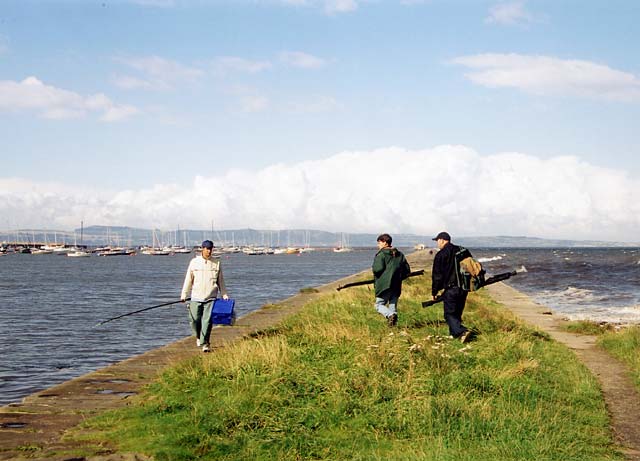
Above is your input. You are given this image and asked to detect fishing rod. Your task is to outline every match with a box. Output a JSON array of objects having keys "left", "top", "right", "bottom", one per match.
[
  {"left": 96, "top": 298, "right": 191, "bottom": 327},
  {"left": 336, "top": 270, "right": 425, "bottom": 291},
  {"left": 421, "top": 266, "right": 527, "bottom": 308}
]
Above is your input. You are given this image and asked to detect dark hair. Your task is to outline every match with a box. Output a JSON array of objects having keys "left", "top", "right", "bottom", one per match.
[{"left": 376, "top": 233, "right": 392, "bottom": 245}]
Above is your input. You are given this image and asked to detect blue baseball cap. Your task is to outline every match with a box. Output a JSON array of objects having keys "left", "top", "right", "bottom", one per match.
[{"left": 202, "top": 240, "right": 214, "bottom": 249}]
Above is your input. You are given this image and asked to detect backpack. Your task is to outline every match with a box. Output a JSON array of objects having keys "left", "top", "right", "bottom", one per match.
[{"left": 454, "top": 247, "right": 485, "bottom": 292}]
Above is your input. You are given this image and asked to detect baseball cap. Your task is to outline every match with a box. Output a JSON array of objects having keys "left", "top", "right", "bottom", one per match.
[
  {"left": 202, "top": 240, "right": 214, "bottom": 249},
  {"left": 431, "top": 232, "right": 451, "bottom": 241}
]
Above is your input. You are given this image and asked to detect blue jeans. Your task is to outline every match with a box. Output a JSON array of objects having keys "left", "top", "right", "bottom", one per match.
[
  {"left": 188, "top": 300, "right": 214, "bottom": 346},
  {"left": 375, "top": 293, "right": 399, "bottom": 318}
]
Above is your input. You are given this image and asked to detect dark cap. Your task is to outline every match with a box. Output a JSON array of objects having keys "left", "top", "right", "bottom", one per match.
[
  {"left": 202, "top": 240, "right": 214, "bottom": 249},
  {"left": 432, "top": 231, "right": 451, "bottom": 241}
]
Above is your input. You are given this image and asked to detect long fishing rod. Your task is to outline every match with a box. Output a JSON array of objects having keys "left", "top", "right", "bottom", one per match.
[
  {"left": 96, "top": 298, "right": 191, "bottom": 327},
  {"left": 421, "top": 266, "right": 527, "bottom": 308},
  {"left": 336, "top": 270, "right": 425, "bottom": 291}
]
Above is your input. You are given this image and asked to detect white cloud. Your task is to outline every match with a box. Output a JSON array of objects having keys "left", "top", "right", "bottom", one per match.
[
  {"left": 0, "top": 76, "right": 139, "bottom": 121},
  {"left": 211, "top": 56, "right": 273, "bottom": 75},
  {"left": 324, "top": 0, "right": 358, "bottom": 14},
  {"left": 240, "top": 94, "right": 270, "bottom": 112},
  {"left": 114, "top": 55, "right": 204, "bottom": 90},
  {"left": 451, "top": 53, "right": 640, "bottom": 102},
  {"left": 279, "top": 51, "right": 326, "bottom": 69},
  {"left": 287, "top": 95, "right": 341, "bottom": 113},
  {"left": 226, "top": 85, "right": 271, "bottom": 112},
  {"left": 276, "top": 0, "right": 358, "bottom": 14},
  {"left": 2, "top": 146, "right": 639, "bottom": 242},
  {"left": 486, "top": 1, "right": 533, "bottom": 26}
]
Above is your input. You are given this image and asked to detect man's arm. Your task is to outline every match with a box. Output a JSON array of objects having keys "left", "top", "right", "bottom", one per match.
[
  {"left": 372, "top": 251, "right": 385, "bottom": 277},
  {"left": 180, "top": 260, "right": 195, "bottom": 301},
  {"left": 217, "top": 265, "right": 229, "bottom": 300},
  {"left": 431, "top": 252, "right": 444, "bottom": 297}
]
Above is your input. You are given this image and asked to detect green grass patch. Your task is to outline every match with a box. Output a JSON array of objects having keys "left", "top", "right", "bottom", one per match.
[
  {"left": 76, "top": 273, "right": 621, "bottom": 460},
  {"left": 299, "top": 287, "right": 320, "bottom": 294},
  {"left": 599, "top": 326, "right": 640, "bottom": 390},
  {"left": 564, "top": 320, "right": 616, "bottom": 335}
]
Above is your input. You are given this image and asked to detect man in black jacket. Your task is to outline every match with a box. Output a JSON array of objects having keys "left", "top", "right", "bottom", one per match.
[{"left": 431, "top": 231, "right": 472, "bottom": 343}]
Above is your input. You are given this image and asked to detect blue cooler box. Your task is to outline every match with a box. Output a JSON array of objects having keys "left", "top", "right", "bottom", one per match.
[{"left": 211, "top": 298, "right": 236, "bottom": 325}]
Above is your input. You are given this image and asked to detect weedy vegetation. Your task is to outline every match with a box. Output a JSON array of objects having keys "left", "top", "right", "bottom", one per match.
[
  {"left": 599, "top": 325, "right": 640, "bottom": 391},
  {"left": 77, "top": 273, "right": 622, "bottom": 460}
]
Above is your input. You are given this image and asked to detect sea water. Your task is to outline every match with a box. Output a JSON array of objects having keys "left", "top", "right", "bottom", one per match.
[
  {"left": 476, "top": 247, "right": 640, "bottom": 323},
  {"left": 1, "top": 247, "right": 639, "bottom": 406}
]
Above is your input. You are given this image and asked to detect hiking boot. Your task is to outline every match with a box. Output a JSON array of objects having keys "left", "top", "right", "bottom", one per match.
[
  {"left": 459, "top": 330, "right": 472, "bottom": 344},
  {"left": 202, "top": 344, "right": 210, "bottom": 353},
  {"left": 196, "top": 338, "right": 201, "bottom": 347},
  {"left": 387, "top": 313, "right": 398, "bottom": 327}
]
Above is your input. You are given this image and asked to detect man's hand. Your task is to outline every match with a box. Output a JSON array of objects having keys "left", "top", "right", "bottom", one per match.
[{"left": 222, "top": 294, "right": 229, "bottom": 300}]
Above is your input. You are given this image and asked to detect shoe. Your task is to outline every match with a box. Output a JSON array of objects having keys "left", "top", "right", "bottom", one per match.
[
  {"left": 196, "top": 338, "right": 201, "bottom": 347},
  {"left": 459, "top": 330, "right": 472, "bottom": 344},
  {"left": 202, "top": 344, "right": 210, "bottom": 353},
  {"left": 387, "top": 313, "right": 398, "bottom": 327}
]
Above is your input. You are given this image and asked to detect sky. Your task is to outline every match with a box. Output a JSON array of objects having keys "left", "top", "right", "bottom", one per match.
[{"left": 1, "top": 0, "right": 640, "bottom": 242}]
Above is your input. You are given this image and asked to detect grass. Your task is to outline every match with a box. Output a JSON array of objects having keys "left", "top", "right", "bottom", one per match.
[
  {"left": 599, "top": 326, "right": 640, "bottom": 390},
  {"left": 564, "top": 320, "right": 640, "bottom": 392},
  {"left": 564, "top": 320, "right": 616, "bottom": 335},
  {"left": 76, "top": 274, "right": 622, "bottom": 460}
]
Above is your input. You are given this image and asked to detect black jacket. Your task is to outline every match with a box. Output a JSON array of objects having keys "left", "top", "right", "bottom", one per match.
[{"left": 431, "top": 242, "right": 460, "bottom": 296}]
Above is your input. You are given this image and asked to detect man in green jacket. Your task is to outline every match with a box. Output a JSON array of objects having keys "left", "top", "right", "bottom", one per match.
[{"left": 372, "top": 233, "right": 411, "bottom": 326}]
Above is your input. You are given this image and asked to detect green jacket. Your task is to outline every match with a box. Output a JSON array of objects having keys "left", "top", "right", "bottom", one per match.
[{"left": 372, "top": 247, "right": 411, "bottom": 298}]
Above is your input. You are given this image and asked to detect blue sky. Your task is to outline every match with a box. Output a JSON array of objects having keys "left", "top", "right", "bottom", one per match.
[{"left": 1, "top": 0, "right": 640, "bottom": 242}]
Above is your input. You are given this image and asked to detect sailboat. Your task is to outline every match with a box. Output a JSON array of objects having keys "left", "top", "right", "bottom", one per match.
[
  {"left": 333, "top": 233, "right": 353, "bottom": 253},
  {"left": 67, "top": 222, "right": 91, "bottom": 257},
  {"left": 29, "top": 230, "right": 52, "bottom": 254}
]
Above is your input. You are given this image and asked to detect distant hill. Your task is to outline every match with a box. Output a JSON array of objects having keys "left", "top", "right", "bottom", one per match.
[
  {"left": 1, "top": 227, "right": 637, "bottom": 248},
  {"left": 456, "top": 235, "right": 639, "bottom": 248}
]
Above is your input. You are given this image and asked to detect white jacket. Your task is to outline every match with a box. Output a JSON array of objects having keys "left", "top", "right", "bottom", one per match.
[{"left": 181, "top": 255, "right": 227, "bottom": 302}]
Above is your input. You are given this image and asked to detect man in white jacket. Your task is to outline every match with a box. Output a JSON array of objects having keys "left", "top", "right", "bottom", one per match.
[{"left": 181, "top": 240, "right": 229, "bottom": 352}]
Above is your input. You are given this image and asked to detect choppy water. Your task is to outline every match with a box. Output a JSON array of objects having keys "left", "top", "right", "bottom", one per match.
[
  {"left": 1, "top": 246, "right": 639, "bottom": 407},
  {"left": 475, "top": 247, "right": 640, "bottom": 323}
]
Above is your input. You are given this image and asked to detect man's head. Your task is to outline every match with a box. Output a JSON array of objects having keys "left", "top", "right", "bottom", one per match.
[
  {"left": 431, "top": 231, "right": 451, "bottom": 250},
  {"left": 201, "top": 240, "right": 214, "bottom": 258},
  {"left": 376, "top": 233, "right": 392, "bottom": 249}
]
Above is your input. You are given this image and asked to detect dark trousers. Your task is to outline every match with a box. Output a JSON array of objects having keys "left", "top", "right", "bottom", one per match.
[{"left": 442, "top": 287, "right": 468, "bottom": 338}]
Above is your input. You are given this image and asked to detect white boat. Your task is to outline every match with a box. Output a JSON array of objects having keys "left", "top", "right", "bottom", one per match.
[
  {"left": 67, "top": 221, "right": 91, "bottom": 258},
  {"left": 169, "top": 246, "right": 192, "bottom": 254},
  {"left": 97, "top": 247, "right": 136, "bottom": 256},
  {"left": 333, "top": 233, "right": 353, "bottom": 252},
  {"left": 31, "top": 248, "right": 54, "bottom": 255}
]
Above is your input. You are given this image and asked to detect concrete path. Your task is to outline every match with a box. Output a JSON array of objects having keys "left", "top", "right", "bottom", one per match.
[{"left": 487, "top": 282, "right": 640, "bottom": 461}]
